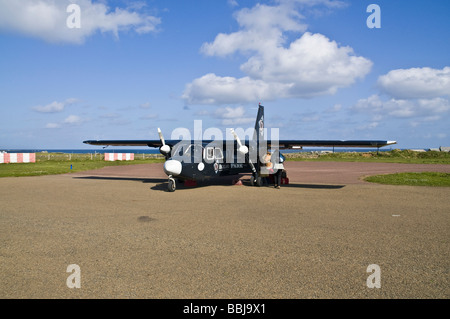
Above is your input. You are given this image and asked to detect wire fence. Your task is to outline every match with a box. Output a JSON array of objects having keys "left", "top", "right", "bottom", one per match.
[{"left": 35, "top": 152, "right": 164, "bottom": 162}]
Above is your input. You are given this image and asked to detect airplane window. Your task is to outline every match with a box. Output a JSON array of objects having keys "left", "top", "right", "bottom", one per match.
[
  {"left": 204, "top": 146, "right": 223, "bottom": 162},
  {"left": 214, "top": 148, "right": 223, "bottom": 160},
  {"left": 206, "top": 148, "right": 214, "bottom": 161},
  {"left": 173, "top": 144, "right": 185, "bottom": 157},
  {"left": 172, "top": 143, "right": 191, "bottom": 161}
]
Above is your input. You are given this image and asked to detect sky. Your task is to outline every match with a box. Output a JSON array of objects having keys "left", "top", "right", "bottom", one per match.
[{"left": 0, "top": 0, "right": 449, "bottom": 150}]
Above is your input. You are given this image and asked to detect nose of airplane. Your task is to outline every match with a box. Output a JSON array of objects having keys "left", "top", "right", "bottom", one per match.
[{"left": 163, "top": 159, "right": 182, "bottom": 176}]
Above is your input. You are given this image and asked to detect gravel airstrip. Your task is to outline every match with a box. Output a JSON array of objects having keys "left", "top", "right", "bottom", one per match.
[{"left": 1, "top": 162, "right": 449, "bottom": 298}]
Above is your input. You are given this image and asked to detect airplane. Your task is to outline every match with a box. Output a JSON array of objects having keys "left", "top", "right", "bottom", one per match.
[{"left": 83, "top": 104, "right": 396, "bottom": 192}]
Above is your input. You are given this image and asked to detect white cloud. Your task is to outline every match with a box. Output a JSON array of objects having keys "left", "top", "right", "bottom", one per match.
[
  {"left": 63, "top": 115, "right": 84, "bottom": 125},
  {"left": 45, "top": 123, "right": 61, "bottom": 129},
  {"left": 215, "top": 106, "right": 245, "bottom": 119},
  {"left": 241, "top": 32, "right": 372, "bottom": 95},
  {"left": 201, "top": 3, "right": 306, "bottom": 57},
  {"left": 34, "top": 101, "right": 65, "bottom": 113},
  {"left": 377, "top": 67, "right": 450, "bottom": 99},
  {"left": 33, "top": 98, "right": 78, "bottom": 113},
  {"left": 227, "top": 0, "right": 239, "bottom": 8},
  {"left": 214, "top": 106, "right": 254, "bottom": 125},
  {"left": 0, "top": 0, "right": 161, "bottom": 44},
  {"left": 184, "top": 2, "right": 371, "bottom": 105},
  {"left": 182, "top": 73, "right": 282, "bottom": 105},
  {"left": 352, "top": 94, "right": 450, "bottom": 120},
  {"left": 45, "top": 114, "right": 86, "bottom": 129},
  {"left": 353, "top": 67, "right": 450, "bottom": 125}
]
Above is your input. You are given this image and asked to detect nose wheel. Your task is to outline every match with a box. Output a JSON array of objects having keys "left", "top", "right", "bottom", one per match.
[{"left": 168, "top": 176, "right": 176, "bottom": 192}]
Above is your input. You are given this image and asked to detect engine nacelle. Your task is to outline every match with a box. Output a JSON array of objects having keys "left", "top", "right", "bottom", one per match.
[
  {"left": 160, "top": 144, "right": 170, "bottom": 156},
  {"left": 238, "top": 145, "right": 249, "bottom": 155}
]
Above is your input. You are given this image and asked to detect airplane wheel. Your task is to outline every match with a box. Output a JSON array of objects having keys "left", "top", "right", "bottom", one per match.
[
  {"left": 168, "top": 178, "right": 176, "bottom": 192},
  {"left": 256, "top": 176, "right": 262, "bottom": 187},
  {"left": 250, "top": 176, "right": 255, "bottom": 186}
]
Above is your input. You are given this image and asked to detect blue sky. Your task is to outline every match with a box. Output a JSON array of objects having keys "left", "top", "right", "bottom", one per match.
[{"left": 0, "top": 0, "right": 449, "bottom": 149}]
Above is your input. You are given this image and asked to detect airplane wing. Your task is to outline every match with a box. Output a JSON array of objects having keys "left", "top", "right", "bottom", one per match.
[
  {"left": 83, "top": 140, "right": 164, "bottom": 147},
  {"left": 83, "top": 139, "right": 222, "bottom": 147},
  {"left": 271, "top": 140, "right": 397, "bottom": 149},
  {"left": 84, "top": 139, "right": 397, "bottom": 149}
]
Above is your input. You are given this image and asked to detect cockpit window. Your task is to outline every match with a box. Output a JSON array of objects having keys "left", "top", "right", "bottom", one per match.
[{"left": 173, "top": 143, "right": 189, "bottom": 158}]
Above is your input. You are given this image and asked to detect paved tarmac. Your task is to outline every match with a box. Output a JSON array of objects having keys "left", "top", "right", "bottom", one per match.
[{"left": 1, "top": 162, "right": 449, "bottom": 298}]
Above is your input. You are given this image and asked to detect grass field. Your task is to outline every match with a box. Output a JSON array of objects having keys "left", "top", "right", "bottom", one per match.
[
  {"left": 365, "top": 172, "right": 450, "bottom": 187},
  {"left": 285, "top": 149, "right": 450, "bottom": 164}
]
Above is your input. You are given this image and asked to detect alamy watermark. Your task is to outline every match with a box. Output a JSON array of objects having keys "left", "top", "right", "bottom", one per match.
[
  {"left": 366, "top": 264, "right": 381, "bottom": 288},
  {"left": 66, "top": 264, "right": 81, "bottom": 289},
  {"left": 66, "top": 4, "right": 81, "bottom": 29},
  {"left": 366, "top": 4, "right": 381, "bottom": 29}
]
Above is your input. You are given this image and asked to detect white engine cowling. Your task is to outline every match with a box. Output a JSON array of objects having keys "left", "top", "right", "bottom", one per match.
[
  {"left": 238, "top": 145, "right": 248, "bottom": 155},
  {"left": 160, "top": 144, "right": 170, "bottom": 155}
]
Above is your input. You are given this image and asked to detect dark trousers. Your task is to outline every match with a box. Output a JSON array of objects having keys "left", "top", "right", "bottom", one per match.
[{"left": 274, "top": 170, "right": 282, "bottom": 187}]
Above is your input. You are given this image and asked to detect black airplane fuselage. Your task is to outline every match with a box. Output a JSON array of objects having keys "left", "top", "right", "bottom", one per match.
[{"left": 162, "top": 140, "right": 256, "bottom": 182}]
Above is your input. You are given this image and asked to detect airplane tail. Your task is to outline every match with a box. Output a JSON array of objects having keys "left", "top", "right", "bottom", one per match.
[
  {"left": 253, "top": 104, "right": 281, "bottom": 178},
  {"left": 253, "top": 103, "right": 264, "bottom": 143},
  {"left": 251, "top": 104, "right": 265, "bottom": 173}
]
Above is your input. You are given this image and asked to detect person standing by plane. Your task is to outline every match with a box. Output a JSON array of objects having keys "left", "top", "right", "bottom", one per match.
[
  {"left": 260, "top": 151, "right": 275, "bottom": 186},
  {"left": 271, "top": 150, "right": 285, "bottom": 189}
]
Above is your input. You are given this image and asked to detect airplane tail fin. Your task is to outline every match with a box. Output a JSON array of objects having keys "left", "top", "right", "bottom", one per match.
[
  {"left": 251, "top": 104, "right": 265, "bottom": 172},
  {"left": 253, "top": 103, "right": 264, "bottom": 142}
]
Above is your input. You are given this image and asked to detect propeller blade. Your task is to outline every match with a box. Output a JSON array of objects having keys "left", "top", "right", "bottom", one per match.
[
  {"left": 158, "top": 128, "right": 166, "bottom": 146},
  {"left": 158, "top": 128, "right": 170, "bottom": 156},
  {"left": 230, "top": 129, "right": 241, "bottom": 147}
]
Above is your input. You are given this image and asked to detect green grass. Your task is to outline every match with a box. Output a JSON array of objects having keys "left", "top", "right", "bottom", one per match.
[
  {"left": 285, "top": 149, "right": 450, "bottom": 164},
  {"left": 365, "top": 172, "right": 450, "bottom": 187},
  {"left": 0, "top": 153, "right": 164, "bottom": 178}
]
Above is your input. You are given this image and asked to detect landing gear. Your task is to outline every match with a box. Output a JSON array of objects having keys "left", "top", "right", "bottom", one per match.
[
  {"left": 168, "top": 176, "right": 176, "bottom": 192},
  {"left": 256, "top": 176, "right": 263, "bottom": 187},
  {"left": 250, "top": 174, "right": 263, "bottom": 187},
  {"left": 250, "top": 175, "right": 255, "bottom": 186}
]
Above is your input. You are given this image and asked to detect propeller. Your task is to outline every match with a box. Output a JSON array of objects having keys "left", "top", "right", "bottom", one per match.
[
  {"left": 230, "top": 128, "right": 256, "bottom": 175},
  {"left": 230, "top": 129, "right": 248, "bottom": 155},
  {"left": 158, "top": 128, "right": 171, "bottom": 157}
]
